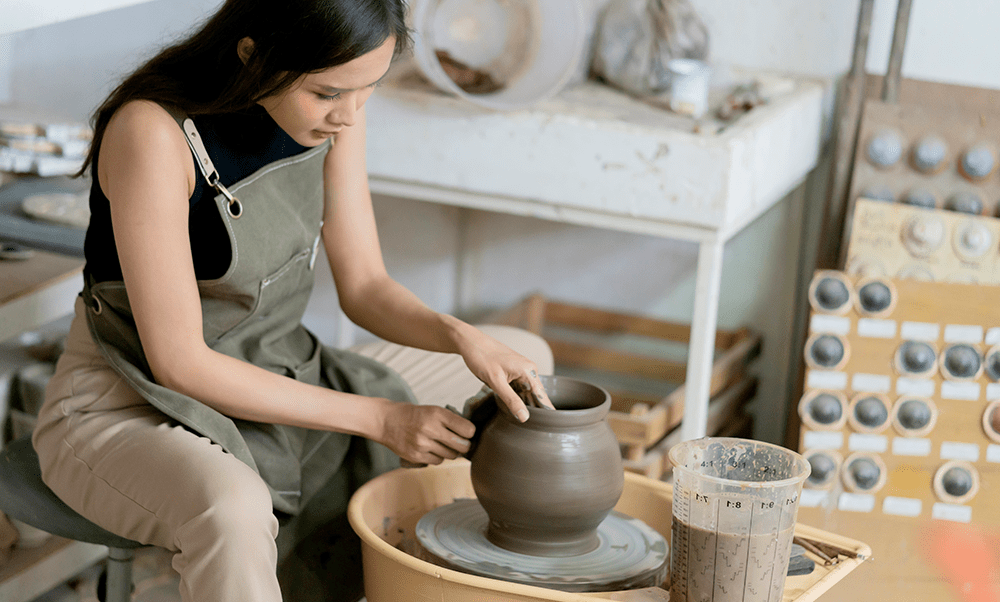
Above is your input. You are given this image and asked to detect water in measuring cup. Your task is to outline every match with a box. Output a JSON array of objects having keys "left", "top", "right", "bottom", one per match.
[
  {"left": 669, "top": 475, "right": 799, "bottom": 602},
  {"left": 670, "top": 517, "right": 794, "bottom": 602}
]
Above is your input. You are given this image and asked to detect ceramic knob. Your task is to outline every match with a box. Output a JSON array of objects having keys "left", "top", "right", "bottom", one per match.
[
  {"left": 986, "top": 349, "right": 1000, "bottom": 381},
  {"left": 911, "top": 136, "right": 947, "bottom": 172},
  {"left": 941, "top": 466, "right": 974, "bottom": 498},
  {"left": 952, "top": 220, "right": 993, "bottom": 259},
  {"left": 867, "top": 129, "right": 904, "bottom": 168},
  {"left": 947, "top": 192, "right": 984, "bottom": 215},
  {"left": 813, "top": 276, "right": 850, "bottom": 312},
  {"left": 902, "top": 216, "right": 944, "bottom": 256},
  {"left": 846, "top": 258, "right": 886, "bottom": 278},
  {"left": 810, "top": 335, "right": 845, "bottom": 368},
  {"left": 857, "top": 280, "right": 893, "bottom": 314},
  {"left": 943, "top": 344, "right": 982, "bottom": 379},
  {"left": 896, "top": 399, "right": 932, "bottom": 431},
  {"left": 902, "top": 189, "right": 937, "bottom": 209},
  {"left": 848, "top": 457, "right": 882, "bottom": 491},
  {"left": 897, "top": 341, "right": 936, "bottom": 374},
  {"left": 807, "top": 453, "right": 837, "bottom": 487},
  {"left": 987, "top": 404, "right": 1000, "bottom": 436},
  {"left": 860, "top": 186, "right": 895, "bottom": 203},
  {"left": 853, "top": 396, "right": 889, "bottom": 429},
  {"left": 807, "top": 393, "right": 844, "bottom": 425},
  {"left": 960, "top": 144, "right": 996, "bottom": 180}
]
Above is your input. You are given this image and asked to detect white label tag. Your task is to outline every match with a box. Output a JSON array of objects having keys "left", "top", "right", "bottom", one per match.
[
  {"left": 802, "top": 431, "right": 843, "bottom": 450},
  {"left": 988, "top": 383, "right": 1000, "bottom": 400},
  {"left": 800, "top": 489, "right": 829, "bottom": 508},
  {"left": 811, "top": 314, "right": 851, "bottom": 335},
  {"left": 808, "top": 371, "right": 847, "bottom": 390},
  {"left": 986, "top": 327, "right": 1000, "bottom": 346},
  {"left": 932, "top": 503, "right": 972, "bottom": 523},
  {"left": 883, "top": 496, "right": 922, "bottom": 517},
  {"left": 941, "top": 381, "right": 981, "bottom": 401},
  {"left": 944, "top": 324, "right": 984, "bottom": 344},
  {"left": 857, "top": 318, "right": 897, "bottom": 338},
  {"left": 852, "top": 373, "right": 891, "bottom": 392},
  {"left": 941, "top": 441, "right": 980, "bottom": 462},
  {"left": 896, "top": 378, "right": 935, "bottom": 397},
  {"left": 838, "top": 493, "right": 876, "bottom": 513},
  {"left": 901, "top": 322, "right": 939, "bottom": 341},
  {"left": 987, "top": 445, "right": 1000, "bottom": 463},
  {"left": 892, "top": 438, "right": 932, "bottom": 456},
  {"left": 849, "top": 433, "right": 888, "bottom": 452}
]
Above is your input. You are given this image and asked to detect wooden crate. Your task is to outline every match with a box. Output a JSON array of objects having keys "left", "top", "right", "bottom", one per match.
[{"left": 488, "top": 294, "right": 761, "bottom": 478}]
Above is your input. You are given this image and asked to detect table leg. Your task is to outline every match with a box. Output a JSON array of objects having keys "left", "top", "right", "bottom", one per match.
[{"left": 681, "top": 238, "right": 726, "bottom": 441}]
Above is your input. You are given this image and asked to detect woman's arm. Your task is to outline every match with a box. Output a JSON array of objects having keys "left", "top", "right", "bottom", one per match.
[
  {"left": 321, "top": 107, "right": 551, "bottom": 421},
  {"left": 99, "top": 101, "right": 473, "bottom": 464}
]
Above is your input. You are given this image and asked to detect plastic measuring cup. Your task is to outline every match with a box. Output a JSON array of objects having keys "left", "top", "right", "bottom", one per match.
[{"left": 668, "top": 438, "right": 811, "bottom": 602}]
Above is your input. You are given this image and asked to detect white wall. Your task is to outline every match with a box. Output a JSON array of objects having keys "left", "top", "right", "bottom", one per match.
[
  {"left": 3, "top": 0, "right": 998, "bottom": 444},
  {"left": 0, "top": 0, "right": 158, "bottom": 36}
]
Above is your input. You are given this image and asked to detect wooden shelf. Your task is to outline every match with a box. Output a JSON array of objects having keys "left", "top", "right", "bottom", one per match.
[{"left": 0, "top": 249, "right": 83, "bottom": 343}]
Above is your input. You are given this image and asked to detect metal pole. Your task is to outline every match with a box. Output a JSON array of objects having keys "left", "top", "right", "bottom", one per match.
[
  {"left": 882, "top": 0, "right": 914, "bottom": 103},
  {"left": 103, "top": 547, "right": 134, "bottom": 602}
]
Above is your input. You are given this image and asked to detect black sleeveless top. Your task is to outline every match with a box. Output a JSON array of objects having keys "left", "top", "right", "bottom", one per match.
[{"left": 84, "top": 105, "right": 309, "bottom": 283}]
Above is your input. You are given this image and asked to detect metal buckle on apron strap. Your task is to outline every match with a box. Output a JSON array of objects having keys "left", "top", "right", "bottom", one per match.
[{"left": 182, "top": 118, "right": 243, "bottom": 219}]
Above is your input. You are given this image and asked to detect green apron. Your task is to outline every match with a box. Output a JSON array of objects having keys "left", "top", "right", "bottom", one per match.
[{"left": 82, "top": 109, "right": 415, "bottom": 600}]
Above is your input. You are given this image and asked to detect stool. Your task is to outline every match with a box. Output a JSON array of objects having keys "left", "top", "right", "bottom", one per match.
[{"left": 0, "top": 437, "right": 145, "bottom": 602}]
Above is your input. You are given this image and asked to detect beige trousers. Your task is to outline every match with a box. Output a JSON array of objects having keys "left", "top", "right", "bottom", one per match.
[{"left": 32, "top": 298, "right": 553, "bottom": 602}]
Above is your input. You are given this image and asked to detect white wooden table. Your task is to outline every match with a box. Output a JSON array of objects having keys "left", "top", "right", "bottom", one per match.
[{"left": 366, "top": 68, "right": 825, "bottom": 441}]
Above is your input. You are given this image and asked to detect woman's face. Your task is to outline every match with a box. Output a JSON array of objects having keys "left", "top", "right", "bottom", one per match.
[{"left": 258, "top": 36, "right": 395, "bottom": 147}]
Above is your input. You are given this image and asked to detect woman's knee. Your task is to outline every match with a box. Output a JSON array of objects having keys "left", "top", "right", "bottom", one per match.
[{"left": 179, "top": 470, "right": 277, "bottom": 543}]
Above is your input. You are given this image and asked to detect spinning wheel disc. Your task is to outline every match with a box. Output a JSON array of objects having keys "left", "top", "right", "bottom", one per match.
[{"left": 415, "top": 499, "right": 669, "bottom": 592}]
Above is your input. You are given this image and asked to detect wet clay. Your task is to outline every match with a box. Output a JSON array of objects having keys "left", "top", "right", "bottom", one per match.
[
  {"left": 670, "top": 520, "right": 794, "bottom": 602},
  {"left": 470, "top": 375, "right": 625, "bottom": 557}
]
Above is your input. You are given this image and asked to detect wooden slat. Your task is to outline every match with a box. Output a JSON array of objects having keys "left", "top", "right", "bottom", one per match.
[
  {"left": 523, "top": 293, "right": 546, "bottom": 335},
  {"left": 623, "top": 378, "right": 758, "bottom": 479},
  {"left": 548, "top": 339, "right": 688, "bottom": 382},
  {"left": 543, "top": 299, "right": 738, "bottom": 347}
]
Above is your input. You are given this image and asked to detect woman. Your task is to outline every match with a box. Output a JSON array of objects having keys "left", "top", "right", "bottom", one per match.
[{"left": 31, "top": 1, "right": 551, "bottom": 600}]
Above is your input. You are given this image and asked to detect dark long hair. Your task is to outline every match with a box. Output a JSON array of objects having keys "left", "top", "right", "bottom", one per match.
[{"left": 78, "top": 0, "right": 410, "bottom": 176}]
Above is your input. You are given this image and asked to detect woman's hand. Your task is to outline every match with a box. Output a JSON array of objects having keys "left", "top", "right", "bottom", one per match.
[
  {"left": 374, "top": 400, "right": 476, "bottom": 465},
  {"left": 455, "top": 328, "right": 554, "bottom": 422}
]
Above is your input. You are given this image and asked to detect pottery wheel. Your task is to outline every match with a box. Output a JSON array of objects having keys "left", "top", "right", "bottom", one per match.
[{"left": 415, "top": 499, "right": 669, "bottom": 592}]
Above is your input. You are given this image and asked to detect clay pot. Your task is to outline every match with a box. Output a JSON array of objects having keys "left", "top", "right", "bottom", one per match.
[{"left": 470, "top": 375, "right": 624, "bottom": 557}]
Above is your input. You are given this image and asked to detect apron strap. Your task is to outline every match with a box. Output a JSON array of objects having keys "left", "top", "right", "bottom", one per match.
[{"left": 161, "top": 105, "right": 243, "bottom": 219}]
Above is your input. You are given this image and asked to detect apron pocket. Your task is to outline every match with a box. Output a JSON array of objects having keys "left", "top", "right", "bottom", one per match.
[{"left": 210, "top": 249, "right": 312, "bottom": 344}]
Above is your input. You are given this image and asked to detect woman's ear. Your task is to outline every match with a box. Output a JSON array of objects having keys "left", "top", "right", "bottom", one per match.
[{"left": 237, "top": 37, "right": 255, "bottom": 64}]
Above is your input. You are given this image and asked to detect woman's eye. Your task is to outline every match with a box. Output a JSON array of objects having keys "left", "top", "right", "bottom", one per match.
[{"left": 318, "top": 92, "right": 342, "bottom": 101}]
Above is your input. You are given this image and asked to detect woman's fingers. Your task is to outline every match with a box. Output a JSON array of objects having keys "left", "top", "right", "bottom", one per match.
[
  {"left": 509, "top": 369, "right": 554, "bottom": 411},
  {"left": 525, "top": 368, "right": 554, "bottom": 409}
]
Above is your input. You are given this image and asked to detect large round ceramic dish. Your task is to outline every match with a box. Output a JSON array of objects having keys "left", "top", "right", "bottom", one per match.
[
  {"left": 347, "top": 460, "right": 673, "bottom": 601},
  {"left": 410, "top": 0, "right": 586, "bottom": 110}
]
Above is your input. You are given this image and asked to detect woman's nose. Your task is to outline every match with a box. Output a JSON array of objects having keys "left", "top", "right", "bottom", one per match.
[{"left": 329, "top": 97, "right": 358, "bottom": 127}]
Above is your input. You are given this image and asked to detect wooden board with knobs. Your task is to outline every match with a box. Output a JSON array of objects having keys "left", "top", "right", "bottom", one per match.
[
  {"left": 843, "top": 98, "right": 1000, "bottom": 237},
  {"left": 846, "top": 197, "right": 1000, "bottom": 284},
  {"left": 795, "top": 271, "right": 1000, "bottom": 600}
]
